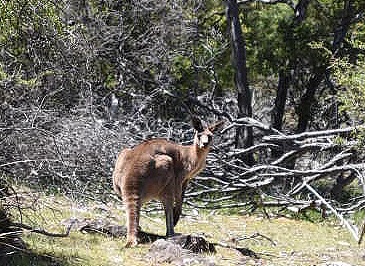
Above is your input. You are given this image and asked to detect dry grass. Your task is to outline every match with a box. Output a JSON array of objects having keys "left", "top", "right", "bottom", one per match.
[{"left": 6, "top": 191, "right": 365, "bottom": 266}]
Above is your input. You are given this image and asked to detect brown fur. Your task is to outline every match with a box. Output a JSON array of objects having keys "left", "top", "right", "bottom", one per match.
[{"left": 112, "top": 119, "right": 224, "bottom": 247}]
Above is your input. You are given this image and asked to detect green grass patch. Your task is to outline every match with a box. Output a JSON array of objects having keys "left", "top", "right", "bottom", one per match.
[{"left": 5, "top": 189, "right": 365, "bottom": 266}]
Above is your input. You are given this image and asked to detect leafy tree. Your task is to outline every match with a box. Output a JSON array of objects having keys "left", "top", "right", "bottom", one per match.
[{"left": 333, "top": 39, "right": 365, "bottom": 123}]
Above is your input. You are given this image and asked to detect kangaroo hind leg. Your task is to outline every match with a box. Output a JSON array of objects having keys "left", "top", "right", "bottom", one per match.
[
  {"left": 163, "top": 197, "right": 175, "bottom": 238},
  {"left": 124, "top": 194, "right": 141, "bottom": 248}
]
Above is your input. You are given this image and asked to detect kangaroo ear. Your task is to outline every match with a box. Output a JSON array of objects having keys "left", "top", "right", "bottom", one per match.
[
  {"left": 208, "top": 120, "right": 225, "bottom": 133},
  {"left": 191, "top": 116, "right": 204, "bottom": 132}
]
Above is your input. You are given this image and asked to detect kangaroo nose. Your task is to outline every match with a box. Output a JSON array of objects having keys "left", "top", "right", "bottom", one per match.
[{"left": 199, "top": 134, "right": 210, "bottom": 148}]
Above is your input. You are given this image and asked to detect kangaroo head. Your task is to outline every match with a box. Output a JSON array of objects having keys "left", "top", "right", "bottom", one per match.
[{"left": 192, "top": 117, "right": 224, "bottom": 149}]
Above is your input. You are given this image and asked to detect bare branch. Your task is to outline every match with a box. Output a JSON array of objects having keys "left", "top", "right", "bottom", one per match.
[
  {"left": 263, "top": 126, "right": 364, "bottom": 143},
  {"left": 237, "top": 0, "right": 295, "bottom": 10},
  {"left": 270, "top": 142, "right": 339, "bottom": 166},
  {"left": 10, "top": 220, "right": 75, "bottom": 238},
  {"left": 227, "top": 143, "right": 281, "bottom": 157},
  {"left": 222, "top": 117, "right": 284, "bottom": 135},
  {"left": 305, "top": 183, "right": 360, "bottom": 243}
]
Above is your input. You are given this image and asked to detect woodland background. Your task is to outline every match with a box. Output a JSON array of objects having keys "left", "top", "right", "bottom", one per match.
[{"left": 1, "top": 0, "right": 365, "bottom": 261}]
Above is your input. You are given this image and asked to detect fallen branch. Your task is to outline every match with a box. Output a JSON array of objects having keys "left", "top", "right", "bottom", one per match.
[
  {"left": 358, "top": 219, "right": 365, "bottom": 245},
  {"left": 286, "top": 151, "right": 354, "bottom": 195},
  {"left": 221, "top": 117, "right": 283, "bottom": 135},
  {"left": 10, "top": 221, "right": 75, "bottom": 238},
  {"left": 237, "top": 232, "right": 277, "bottom": 246},
  {"left": 227, "top": 143, "right": 281, "bottom": 157},
  {"left": 236, "top": 163, "right": 365, "bottom": 179},
  {"left": 270, "top": 142, "right": 338, "bottom": 166},
  {"left": 263, "top": 126, "right": 365, "bottom": 143},
  {"left": 304, "top": 183, "right": 360, "bottom": 243},
  {"left": 0, "top": 159, "right": 61, "bottom": 168}
]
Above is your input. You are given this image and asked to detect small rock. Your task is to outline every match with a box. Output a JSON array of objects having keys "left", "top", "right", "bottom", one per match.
[
  {"left": 145, "top": 239, "right": 216, "bottom": 266},
  {"left": 146, "top": 239, "right": 185, "bottom": 264}
]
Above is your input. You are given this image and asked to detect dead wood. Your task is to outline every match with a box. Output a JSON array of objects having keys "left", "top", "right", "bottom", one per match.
[
  {"left": 2, "top": 110, "right": 365, "bottom": 244},
  {"left": 9, "top": 221, "right": 74, "bottom": 238},
  {"left": 0, "top": 210, "right": 26, "bottom": 259},
  {"left": 170, "top": 234, "right": 216, "bottom": 253}
]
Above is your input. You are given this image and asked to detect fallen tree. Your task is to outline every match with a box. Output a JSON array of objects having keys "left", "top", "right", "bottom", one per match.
[
  {"left": 187, "top": 118, "right": 365, "bottom": 243},
  {"left": 1, "top": 108, "right": 365, "bottom": 243}
]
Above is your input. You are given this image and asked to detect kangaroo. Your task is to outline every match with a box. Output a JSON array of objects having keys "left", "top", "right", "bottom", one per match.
[{"left": 112, "top": 117, "right": 224, "bottom": 247}]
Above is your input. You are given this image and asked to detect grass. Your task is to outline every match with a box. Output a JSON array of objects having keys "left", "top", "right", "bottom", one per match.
[{"left": 5, "top": 189, "right": 365, "bottom": 266}]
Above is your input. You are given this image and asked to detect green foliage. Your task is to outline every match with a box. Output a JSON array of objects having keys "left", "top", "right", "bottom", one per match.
[
  {"left": 353, "top": 209, "right": 365, "bottom": 225},
  {"left": 333, "top": 48, "right": 365, "bottom": 121},
  {"left": 4, "top": 253, "right": 72, "bottom": 266},
  {"left": 292, "top": 208, "right": 326, "bottom": 223},
  {"left": 169, "top": 1, "right": 234, "bottom": 95},
  {"left": 0, "top": 64, "right": 8, "bottom": 81},
  {"left": 1, "top": 0, "right": 362, "bottom": 119},
  {"left": 329, "top": 23, "right": 365, "bottom": 141},
  {"left": 171, "top": 55, "right": 193, "bottom": 90},
  {"left": 241, "top": 1, "right": 336, "bottom": 80},
  {"left": 337, "top": 180, "right": 363, "bottom": 203},
  {"left": 244, "top": 4, "right": 293, "bottom": 76},
  {"left": 333, "top": 135, "right": 346, "bottom": 146},
  {"left": 0, "top": 0, "right": 64, "bottom": 58}
]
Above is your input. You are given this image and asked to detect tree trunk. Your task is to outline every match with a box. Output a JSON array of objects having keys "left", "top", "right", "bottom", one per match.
[
  {"left": 333, "top": 0, "right": 355, "bottom": 55},
  {"left": 293, "top": 0, "right": 312, "bottom": 25},
  {"left": 271, "top": 70, "right": 290, "bottom": 131},
  {"left": 224, "top": 0, "right": 254, "bottom": 165},
  {"left": 295, "top": 0, "right": 355, "bottom": 133},
  {"left": 295, "top": 71, "right": 324, "bottom": 133},
  {"left": 270, "top": 70, "right": 290, "bottom": 159}
]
